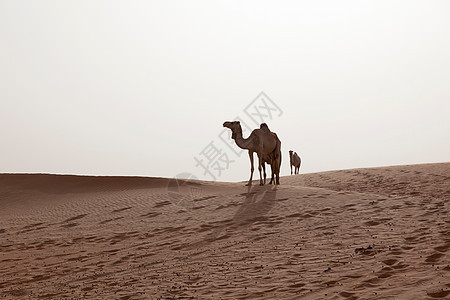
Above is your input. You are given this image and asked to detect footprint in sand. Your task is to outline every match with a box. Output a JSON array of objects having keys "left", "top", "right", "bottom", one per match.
[
  {"left": 427, "top": 290, "right": 450, "bottom": 298},
  {"left": 425, "top": 252, "right": 444, "bottom": 264},
  {"left": 62, "top": 214, "right": 87, "bottom": 223},
  {"left": 112, "top": 207, "right": 132, "bottom": 213}
]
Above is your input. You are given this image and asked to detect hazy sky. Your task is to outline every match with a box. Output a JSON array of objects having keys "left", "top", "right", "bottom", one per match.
[{"left": 1, "top": 0, "right": 449, "bottom": 182}]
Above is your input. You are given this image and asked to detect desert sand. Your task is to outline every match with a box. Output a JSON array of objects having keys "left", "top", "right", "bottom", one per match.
[{"left": 0, "top": 163, "right": 449, "bottom": 299}]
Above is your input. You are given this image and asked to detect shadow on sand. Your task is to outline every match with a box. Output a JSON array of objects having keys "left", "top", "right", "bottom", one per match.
[{"left": 203, "top": 184, "right": 278, "bottom": 242}]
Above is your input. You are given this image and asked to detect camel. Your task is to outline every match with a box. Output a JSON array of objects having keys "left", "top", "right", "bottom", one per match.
[
  {"left": 223, "top": 121, "right": 281, "bottom": 185},
  {"left": 289, "top": 150, "right": 301, "bottom": 175}
]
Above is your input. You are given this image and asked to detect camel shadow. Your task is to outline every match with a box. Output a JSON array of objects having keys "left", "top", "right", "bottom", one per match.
[{"left": 203, "top": 184, "right": 277, "bottom": 242}]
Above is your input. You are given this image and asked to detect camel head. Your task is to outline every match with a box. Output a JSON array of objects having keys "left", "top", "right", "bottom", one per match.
[
  {"left": 289, "top": 150, "right": 293, "bottom": 157},
  {"left": 223, "top": 121, "right": 241, "bottom": 140}
]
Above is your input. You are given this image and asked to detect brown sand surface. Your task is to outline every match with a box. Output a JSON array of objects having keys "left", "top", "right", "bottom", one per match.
[{"left": 1, "top": 163, "right": 449, "bottom": 299}]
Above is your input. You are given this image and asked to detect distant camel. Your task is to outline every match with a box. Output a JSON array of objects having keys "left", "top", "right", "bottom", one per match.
[
  {"left": 289, "top": 150, "right": 301, "bottom": 175},
  {"left": 223, "top": 121, "right": 281, "bottom": 185}
]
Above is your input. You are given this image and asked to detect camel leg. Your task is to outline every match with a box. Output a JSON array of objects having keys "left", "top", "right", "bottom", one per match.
[
  {"left": 262, "top": 163, "right": 266, "bottom": 185},
  {"left": 275, "top": 159, "right": 280, "bottom": 185},
  {"left": 246, "top": 151, "right": 254, "bottom": 186},
  {"left": 290, "top": 164, "right": 293, "bottom": 175},
  {"left": 257, "top": 155, "right": 264, "bottom": 186},
  {"left": 269, "top": 163, "right": 274, "bottom": 184}
]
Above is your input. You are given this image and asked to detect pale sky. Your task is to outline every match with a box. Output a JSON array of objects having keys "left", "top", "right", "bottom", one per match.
[{"left": 1, "top": 0, "right": 449, "bottom": 182}]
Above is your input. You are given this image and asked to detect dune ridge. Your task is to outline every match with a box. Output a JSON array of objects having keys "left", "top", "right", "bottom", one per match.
[{"left": 0, "top": 163, "right": 449, "bottom": 299}]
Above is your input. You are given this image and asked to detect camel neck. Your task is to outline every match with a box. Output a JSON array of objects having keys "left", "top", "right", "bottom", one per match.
[{"left": 234, "top": 129, "right": 253, "bottom": 150}]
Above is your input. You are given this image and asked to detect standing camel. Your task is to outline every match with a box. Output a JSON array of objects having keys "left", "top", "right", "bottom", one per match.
[
  {"left": 289, "top": 150, "right": 301, "bottom": 175},
  {"left": 223, "top": 121, "right": 281, "bottom": 185}
]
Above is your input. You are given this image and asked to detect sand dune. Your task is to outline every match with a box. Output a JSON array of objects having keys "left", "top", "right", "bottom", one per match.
[{"left": 0, "top": 163, "right": 449, "bottom": 299}]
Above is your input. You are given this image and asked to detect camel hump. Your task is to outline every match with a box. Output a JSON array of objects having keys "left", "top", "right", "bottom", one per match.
[{"left": 260, "top": 123, "right": 270, "bottom": 131}]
